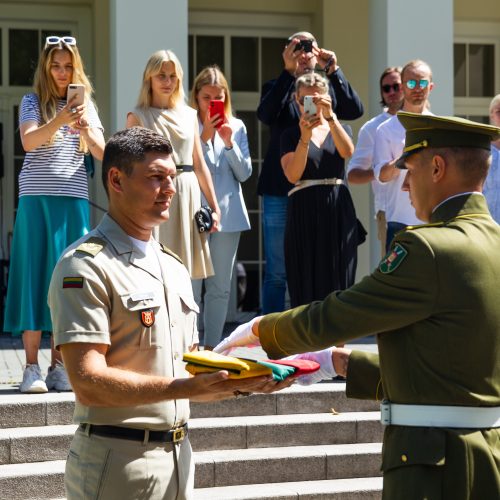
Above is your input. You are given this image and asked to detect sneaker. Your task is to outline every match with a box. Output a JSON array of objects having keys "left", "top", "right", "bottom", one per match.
[
  {"left": 45, "top": 361, "right": 72, "bottom": 392},
  {"left": 20, "top": 364, "right": 48, "bottom": 393}
]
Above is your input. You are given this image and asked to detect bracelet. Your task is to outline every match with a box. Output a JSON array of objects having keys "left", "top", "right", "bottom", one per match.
[
  {"left": 299, "top": 138, "right": 309, "bottom": 147},
  {"left": 224, "top": 146, "right": 233, "bottom": 151},
  {"left": 325, "top": 116, "right": 334, "bottom": 122}
]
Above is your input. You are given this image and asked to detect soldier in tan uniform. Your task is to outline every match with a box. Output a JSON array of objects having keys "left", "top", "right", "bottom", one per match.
[
  {"left": 48, "top": 127, "right": 289, "bottom": 500},
  {"left": 215, "top": 113, "right": 500, "bottom": 499}
]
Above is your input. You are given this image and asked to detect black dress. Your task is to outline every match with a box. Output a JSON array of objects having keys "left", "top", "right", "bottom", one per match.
[{"left": 280, "top": 125, "right": 365, "bottom": 308}]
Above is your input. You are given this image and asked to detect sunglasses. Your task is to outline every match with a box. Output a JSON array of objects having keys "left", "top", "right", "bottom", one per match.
[
  {"left": 405, "top": 79, "right": 429, "bottom": 90},
  {"left": 381, "top": 83, "right": 401, "bottom": 93},
  {"left": 45, "top": 36, "right": 77, "bottom": 46}
]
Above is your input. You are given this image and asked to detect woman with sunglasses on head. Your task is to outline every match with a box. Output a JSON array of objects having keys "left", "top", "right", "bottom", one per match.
[
  {"left": 190, "top": 66, "right": 252, "bottom": 350},
  {"left": 281, "top": 72, "right": 365, "bottom": 308},
  {"left": 4, "top": 36, "right": 105, "bottom": 393},
  {"left": 127, "top": 50, "right": 221, "bottom": 281}
]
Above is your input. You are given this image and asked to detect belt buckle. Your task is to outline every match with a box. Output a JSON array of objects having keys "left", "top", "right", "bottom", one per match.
[
  {"left": 172, "top": 427, "right": 185, "bottom": 443},
  {"left": 380, "top": 399, "right": 391, "bottom": 426}
]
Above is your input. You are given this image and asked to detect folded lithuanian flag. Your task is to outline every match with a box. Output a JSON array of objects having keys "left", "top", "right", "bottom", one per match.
[{"left": 182, "top": 351, "right": 296, "bottom": 381}]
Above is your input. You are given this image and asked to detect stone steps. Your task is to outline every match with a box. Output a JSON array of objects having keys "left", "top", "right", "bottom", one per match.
[
  {"left": 0, "top": 384, "right": 384, "bottom": 499},
  {"left": 0, "top": 460, "right": 383, "bottom": 500},
  {"left": 0, "top": 411, "right": 382, "bottom": 464}
]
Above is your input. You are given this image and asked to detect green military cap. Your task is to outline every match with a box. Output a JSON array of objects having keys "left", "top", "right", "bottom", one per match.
[{"left": 396, "top": 111, "right": 500, "bottom": 168}]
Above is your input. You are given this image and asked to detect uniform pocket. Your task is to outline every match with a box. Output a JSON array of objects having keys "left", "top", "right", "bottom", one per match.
[
  {"left": 119, "top": 291, "right": 163, "bottom": 349},
  {"left": 381, "top": 426, "right": 446, "bottom": 473}
]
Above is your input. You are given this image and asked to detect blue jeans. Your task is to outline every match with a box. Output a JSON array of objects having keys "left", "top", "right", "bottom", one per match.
[
  {"left": 262, "top": 195, "right": 288, "bottom": 313},
  {"left": 385, "top": 221, "right": 407, "bottom": 252}
]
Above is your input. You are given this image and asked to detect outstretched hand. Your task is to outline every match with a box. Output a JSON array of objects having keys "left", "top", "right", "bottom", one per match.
[{"left": 213, "top": 316, "right": 261, "bottom": 355}]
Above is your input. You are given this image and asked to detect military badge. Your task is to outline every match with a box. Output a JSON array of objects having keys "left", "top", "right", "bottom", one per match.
[
  {"left": 379, "top": 243, "right": 408, "bottom": 274},
  {"left": 140, "top": 309, "right": 155, "bottom": 327},
  {"left": 63, "top": 277, "right": 84, "bottom": 288}
]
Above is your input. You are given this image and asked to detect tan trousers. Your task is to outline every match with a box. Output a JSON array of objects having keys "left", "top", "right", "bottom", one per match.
[
  {"left": 376, "top": 210, "right": 387, "bottom": 258},
  {"left": 65, "top": 427, "right": 194, "bottom": 500}
]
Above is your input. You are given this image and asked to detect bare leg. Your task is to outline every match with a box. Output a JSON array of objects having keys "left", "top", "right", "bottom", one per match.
[
  {"left": 50, "top": 336, "right": 62, "bottom": 368},
  {"left": 23, "top": 330, "right": 42, "bottom": 365}
]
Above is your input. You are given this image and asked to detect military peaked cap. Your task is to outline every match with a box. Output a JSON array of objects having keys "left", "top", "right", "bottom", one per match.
[{"left": 396, "top": 111, "right": 500, "bottom": 168}]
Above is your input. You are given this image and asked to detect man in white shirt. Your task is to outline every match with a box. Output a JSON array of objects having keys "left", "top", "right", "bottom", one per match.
[
  {"left": 347, "top": 66, "right": 404, "bottom": 257},
  {"left": 483, "top": 94, "right": 500, "bottom": 222},
  {"left": 373, "top": 60, "right": 434, "bottom": 251}
]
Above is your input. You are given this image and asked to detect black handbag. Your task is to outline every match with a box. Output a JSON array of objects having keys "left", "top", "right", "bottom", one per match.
[{"left": 195, "top": 206, "right": 213, "bottom": 233}]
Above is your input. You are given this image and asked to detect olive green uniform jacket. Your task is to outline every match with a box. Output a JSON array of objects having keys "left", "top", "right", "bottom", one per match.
[{"left": 259, "top": 193, "right": 500, "bottom": 499}]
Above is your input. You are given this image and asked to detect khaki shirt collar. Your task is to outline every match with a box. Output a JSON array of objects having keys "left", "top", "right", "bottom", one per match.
[
  {"left": 96, "top": 214, "right": 163, "bottom": 282},
  {"left": 430, "top": 193, "right": 490, "bottom": 223}
]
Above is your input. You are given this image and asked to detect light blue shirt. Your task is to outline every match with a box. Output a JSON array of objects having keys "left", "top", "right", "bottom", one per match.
[{"left": 483, "top": 145, "right": 500, "bottom": 223}]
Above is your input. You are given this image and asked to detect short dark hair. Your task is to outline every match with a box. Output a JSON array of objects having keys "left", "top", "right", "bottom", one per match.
[
  {"left": 101, "top": 127, "right": 173, "bottom": 194},
  {"left": 423, "top": 147, "right": 491, "bottom": 185}
]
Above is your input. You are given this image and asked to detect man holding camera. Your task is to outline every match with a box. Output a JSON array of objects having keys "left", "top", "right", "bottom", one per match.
[{"left": 257, "top": 31, "right": 363, "bottom": 314}]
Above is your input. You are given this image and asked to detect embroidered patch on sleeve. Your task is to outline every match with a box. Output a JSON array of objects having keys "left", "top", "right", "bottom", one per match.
[
  {"left": 379, "top": 243, "right": 408, "bottom": 274},
  {"left": 63, "top": 277, "right": 84, "bottom": 288}
]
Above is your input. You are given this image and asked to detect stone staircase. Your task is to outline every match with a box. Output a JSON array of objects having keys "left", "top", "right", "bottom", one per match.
[{"left": 0, "top": 384, "right": 383, "bottom": 499}]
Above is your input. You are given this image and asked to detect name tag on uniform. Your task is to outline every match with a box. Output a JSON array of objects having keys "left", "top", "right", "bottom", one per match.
[{"left": 130, "top": 291, "right": 156, "bottom": 302}]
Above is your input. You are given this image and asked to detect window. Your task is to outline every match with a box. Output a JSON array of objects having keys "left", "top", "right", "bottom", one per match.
[{"left": 454, "top": 22, "right": 500, "bottom": 123}]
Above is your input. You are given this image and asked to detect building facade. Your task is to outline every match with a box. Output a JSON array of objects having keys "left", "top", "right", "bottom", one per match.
[{"left": 0, "top": 0, "right": 499, "bottom": 316}]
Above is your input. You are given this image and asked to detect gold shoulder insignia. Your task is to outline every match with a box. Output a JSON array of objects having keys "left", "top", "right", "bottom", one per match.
[
  {"left": 159, "top": 243, "right": 184, "bottom": 264},
  {"left": 406, "top": 221, "right": 445, "bottom": 231},
  {"left": 75, "top": 236, "right": 106, "bottom": 257}
]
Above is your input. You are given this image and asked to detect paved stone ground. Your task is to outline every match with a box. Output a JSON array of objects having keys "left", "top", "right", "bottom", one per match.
[{"left": 0, "top": 326, "right": 377, "bottom": 390}]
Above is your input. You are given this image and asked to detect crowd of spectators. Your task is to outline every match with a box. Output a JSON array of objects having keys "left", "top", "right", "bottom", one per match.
[{"left": 3, "top": 32, "right": 500, "bottom": 395}]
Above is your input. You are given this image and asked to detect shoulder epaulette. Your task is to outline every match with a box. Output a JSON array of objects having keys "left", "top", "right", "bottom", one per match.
[
  {"left": 405, "top": 221, "right": 445, "bottom": 231},
  {"left": 159, "top": 243, "right": 184, "bottom": 264},
  {"left": 75, "top": 236, "right": 106, "bottom": 257}
]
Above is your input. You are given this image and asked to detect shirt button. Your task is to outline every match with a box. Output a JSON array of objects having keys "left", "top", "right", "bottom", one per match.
[{"left": 401, "top": 454, "right": 408, "bottom": 463}]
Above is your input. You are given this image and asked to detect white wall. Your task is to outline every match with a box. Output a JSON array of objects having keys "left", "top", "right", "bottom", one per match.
[{"left": 109, "top": 0, "right": 189, "bottom": 133}]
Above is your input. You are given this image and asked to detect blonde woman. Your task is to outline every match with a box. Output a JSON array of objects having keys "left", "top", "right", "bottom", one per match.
[
  {"left": 190, "top": 66, "right": 252, "bottom": 349},
  {"left": 281, "top": 72, "right": 364, "bottom": 308},
  {"left": 4, "top": 36, "right": 105, "bottom": 393},
  {"left": 126, "top": 50, "right": 221, "bottom": 280}
]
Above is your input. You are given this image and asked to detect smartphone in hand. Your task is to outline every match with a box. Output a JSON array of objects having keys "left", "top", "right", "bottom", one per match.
[
  {"left": 209, "top": 100, "right": 225, "bottom": 129},
  {"left": 67, "top": 84, "right": 85, "bottom": 106},
  {"left": 303, "top": 95, "right": 317, "bottom": 118}
]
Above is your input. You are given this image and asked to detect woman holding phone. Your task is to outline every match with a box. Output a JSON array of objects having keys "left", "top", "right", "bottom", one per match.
[
  {"left": 280, "top": 72, "right": 364, "bottom": 308},
  {"left": 190, "top": 66, "right": 252, "bottom": 349},
  {"left": 126, "top": 50, "right": 221, "bottom": 280},
  {"left": 4, "top": 36, "right": 105, "bottom": 393}
]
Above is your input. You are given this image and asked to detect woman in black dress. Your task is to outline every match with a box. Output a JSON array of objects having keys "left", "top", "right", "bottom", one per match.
[{"left": 281, "top": 72, "right": 364, "bottom": 307}]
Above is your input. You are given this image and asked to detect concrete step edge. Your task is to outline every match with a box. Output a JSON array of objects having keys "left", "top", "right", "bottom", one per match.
[{"left": 193, "top": 477, "right": 384, "bottom": 500}]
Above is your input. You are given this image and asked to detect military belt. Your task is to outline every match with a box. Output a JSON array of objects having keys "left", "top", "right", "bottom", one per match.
[
  {"left": 381, "top": 401, "right": 500, "bottom": 428},
  {"left": 79, "top": 422, "right": 188, "bottom": 443},
  {"left": 288, "top": 178, "right": 343, "bottom": 196}
]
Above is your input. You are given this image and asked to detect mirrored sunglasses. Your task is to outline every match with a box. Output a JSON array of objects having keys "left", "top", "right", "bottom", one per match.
[
  {"left": 405, "top": 79, "right": 429, "bottom": 90},
  {"left": 45, "top": 36, "right": 77, "bottom": 46},
  {"left": 381, "top": 83, "right": 401, "bottom": 93}
]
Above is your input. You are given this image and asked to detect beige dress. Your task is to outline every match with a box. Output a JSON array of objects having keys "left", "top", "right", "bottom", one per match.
[{"left": 133, "top": 105, "right": 214, "bottom": 279}]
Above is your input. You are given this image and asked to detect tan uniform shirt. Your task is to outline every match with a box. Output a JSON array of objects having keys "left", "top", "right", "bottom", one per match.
[{"left": 48, "top": 214, "right": 199, "bottom": 430}]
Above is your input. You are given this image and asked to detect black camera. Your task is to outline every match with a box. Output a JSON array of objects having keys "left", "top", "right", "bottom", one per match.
[{"left": 293, "top": 39, "right": 313, "bottom": 53}]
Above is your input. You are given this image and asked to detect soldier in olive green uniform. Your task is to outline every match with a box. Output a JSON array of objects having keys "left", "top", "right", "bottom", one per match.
[
  {"left": 49, "top": 127, "right": 288, "bottom": 500},
  {"left": 215, "top": 113, "right": 500, "bottom": 499}
]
